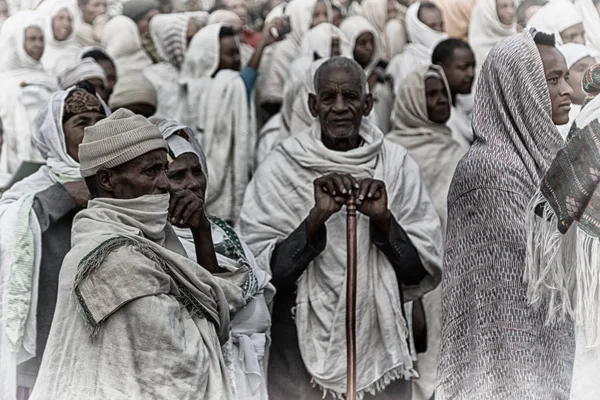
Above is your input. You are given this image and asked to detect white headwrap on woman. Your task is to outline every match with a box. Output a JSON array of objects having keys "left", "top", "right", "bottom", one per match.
[
  {"left": 575, "top": 0, "right": 600, "bottom": 54},
  {"left": 38, "top": 0, "right": 80, "bottom": 76},
  {"left": 57, "top": 57, "right": 106, "bottom": 89},
  {"left": 0, "top": 11, "right": 58, "bottom": 182},
  {"left": 526, "top": 0, "right": 583, "bottom": 45},
  {"left": 360, "top": 0, "right": 406, "bottom": 60},
  {"left": 177, "top": 22, "right": 256, "bottom": 222},
  {"left": 387, "top": 2, "right": 448, "bottom": 93},
  {"left": 340, "top": 15, "right": 381, "bottom": 75},
  {"left": 289, "top": 58, "right": 328, "bottom": 135},
  {"left": 208, "top": 9, "right": 253, "bottom": 66},
  {"left": 101, "top": 15, "right": 151, "bottom": 78},
  {"left": 0, "top": 87, "right": 105, "bottom": 400},
  {"left": 468, "top": 0, "right": 516, "bottom": 69}
]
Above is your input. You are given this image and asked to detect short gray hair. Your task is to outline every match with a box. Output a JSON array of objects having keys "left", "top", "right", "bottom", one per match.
[{"left": 313, "top": 57, "right": 367, "bottom": 96}]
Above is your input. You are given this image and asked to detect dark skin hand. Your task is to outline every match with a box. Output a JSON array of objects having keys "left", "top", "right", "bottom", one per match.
[
  {"left": 306, "top": 173, "right": 391, "bottom": 240},
  {"left": 62, "top": 180, "right": 91, "bottom": 209},
  {"left": 169, "top": 189, "right": 219, "bottom": 273}
]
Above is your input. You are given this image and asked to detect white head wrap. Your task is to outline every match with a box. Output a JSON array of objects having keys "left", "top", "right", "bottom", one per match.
[
  {"left": 575, "top": 0, "right": 600, "bottom": 54},
  {"left": 0, "top": 11, "right": 45, "bottom": 72},
  {"left": 526, "top": 0, "right": 583, "bottom": 45},
  {"left": 300, "top": 22, "right": 351, "bottom": 59},
  {"left": 468, "top": 0, "right": 517, "bottom": 67},
  {"left": 58, "top": 58, "right": 106, "bottom": 89},
  {"left": 340, "top": 15, "right": 381, "bottom": 74},
  {"left": 181, "top": 22, "right": 223, "bottom": 80},
  {"left": 38, "top": 0, "right": 79, "bottom": 75},
  {"left": 558, "top": 43, "right": 594, "bottom": 70},
  {"left": 406, "top": 2, "right": 448, "bottom": 50}
]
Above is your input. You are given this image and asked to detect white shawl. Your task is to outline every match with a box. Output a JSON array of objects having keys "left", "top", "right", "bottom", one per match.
[
  {"left": 468, "top": 0, "right": 516, "bottom": 69},
  {"left": 387, "top": 2, "right": 448, "bottom": 94},
  {"left": 575, "top": 0, "right": 600, "bottom": 54},
  {"left": 101, "top": 15, "right": 151, "bottom": 78},
  {"left": 289, "top": 59, "right": 327, "bottom": 135},
  {"left": 360, "top": 0, "right": 406, "bottom": 60},
  {"left": 238, "top": 120, "right": 443, "bottom": 398},
  {"left": 0, "top": 12, "right": 58, "bottom": 182},
  {"left": 178, "top": 23, "right": 256, "bottom": 222},
  {"left": 38, "top": 0, "right": 81, "bottom": 77},
  {"left": 340, "top": 15, "right": 382, "bottom": 75},
  {"left": 526, "top": 0, "right": 583, "bottom": 45},
  {"left": 0, "top": 88, "right": 84, "bottom": 400}
]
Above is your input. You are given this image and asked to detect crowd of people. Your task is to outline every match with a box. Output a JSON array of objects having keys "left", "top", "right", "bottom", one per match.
[{"left": 0, "top": 0, "right": 599, "bottom": 398}]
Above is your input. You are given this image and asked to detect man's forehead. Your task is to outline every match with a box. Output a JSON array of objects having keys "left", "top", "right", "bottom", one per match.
[{"left": 317, "top": 67, "right": 362, "bottom": 90}]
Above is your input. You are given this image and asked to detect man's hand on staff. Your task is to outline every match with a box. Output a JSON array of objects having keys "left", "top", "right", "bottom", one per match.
[
  {"left": 355, "top": 178, "right": 391, "bottom": 236},
  {"left": 168, "top": 189, "right": 211, "bottom": 231}
]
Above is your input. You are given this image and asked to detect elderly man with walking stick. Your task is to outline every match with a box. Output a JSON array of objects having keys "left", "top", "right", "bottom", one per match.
[{"left": 238, "top": 57, "right": 443, "bottom": 400}]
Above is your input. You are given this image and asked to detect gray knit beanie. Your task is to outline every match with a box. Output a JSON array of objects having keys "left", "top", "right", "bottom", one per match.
[{"left": 79, "top": 108, "right": 167, "bottom": 177}]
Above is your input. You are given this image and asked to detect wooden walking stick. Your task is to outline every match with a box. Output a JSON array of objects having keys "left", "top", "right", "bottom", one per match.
[{"left": 346, "top": 196, "right": 357, "bottom": 400}]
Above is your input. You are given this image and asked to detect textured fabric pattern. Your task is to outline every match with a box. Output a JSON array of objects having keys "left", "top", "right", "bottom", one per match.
[
  {"left": 149, "top": 13, "right": 195, "bottom": 69},
  {"left": 437, "top": 30, "right": 575, "bottom": 399},
  {"left": 582, "top": 64, "right": 600, "bottom": 107}
]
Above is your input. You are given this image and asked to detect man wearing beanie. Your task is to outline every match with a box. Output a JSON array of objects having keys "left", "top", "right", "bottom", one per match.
[{"left": 31, "top": 109, "right": 234, "bottom": 399}]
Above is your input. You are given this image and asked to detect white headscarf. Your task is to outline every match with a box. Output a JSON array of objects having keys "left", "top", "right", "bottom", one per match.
[
  {"left": 286, "top": 0, "right": 333, "bottom": 45},
  {"left": 0, "top": 11, "right": 45, "bottom": 72},
  {"left": 468, "top": 0, "right": 516, "bottom": 68},
  {"left": 38, "top": 0, "right": 80, "bottom": 76},
  {"left": 526, "top": 0, "right": 583, "bottom": 45},
  {"left": 340, "top": 15, "right": 381, "bottom": 74},
  {"left": 558, "top": 42, "right": 594, "bottom": 70},
  {"left": 387, "top": 2, "right": 448, "bottom": 93},
  {"left": 575, "top": 0, "right": 600, "bottom": 54},
  {"left": 58, "top": 57, "right": 106, "bottom": 89},
  {"left": 150, "top": 12, "right": 206, "bottom": 70},
  {"left": 101, "top": 15, "right": 151, "bottom": 77}
]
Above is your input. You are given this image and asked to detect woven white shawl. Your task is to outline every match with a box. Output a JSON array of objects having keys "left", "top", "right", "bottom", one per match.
[{"left": 238, "top": 119, "right": 443, "bottom": 398}]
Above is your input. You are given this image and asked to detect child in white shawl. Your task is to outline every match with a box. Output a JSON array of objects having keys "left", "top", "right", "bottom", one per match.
[
  {"left": 387, "top": 2, "right": 448, "bottom": 94},
  {"left": 526, "top": 0, "right": 585, "bottom": 45},
  {"left": 0, "top": 11, "right": 58, "bottom": 185},
  {"left": 176, "top": 20, "right": 282, "bottom": 222},
  {"left": 153, "top": 118, "right": 274, "bottom": 400},
  {"left": 360, "top": 0, "right": 407, "bottom": 61},
  {"left": 38, "top": 0, "right": 80, "bottom": 76},
  {"left": 468, "top": 0, "right": 516, "bottom": 70},
  {"left": 557, "top": 43, "right": 596, "bottom": 139},
  {"left": 575, "top": 0, "right": 600, "bottom": 54}
]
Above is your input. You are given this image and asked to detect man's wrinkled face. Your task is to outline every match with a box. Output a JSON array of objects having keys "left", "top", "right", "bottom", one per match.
[
  {"left": 538, "top": 45, "right": 573, "bottom": 125},
  {"left": 308, "top": 67, "right": 373, "bottom": 141},
  {"left": 440, "top": 47, "right": 475, "bottom": 95},
  {"left": 218, "top": 36, "right": 241, "bottom": 72},
  {"left": 52, "top": 8, "right": 73, "bottom": 41},
  {"left": 560, "top": 23, "right": 585, "bottom": 45},
  {"left": 107, "top": 149, "right": 171, "bottom": 199},
  {"left": 24, "top": 27, "right": 44, "bottom": 61},
  {"left": 568, "top": 55, "right": 596, "bottom": 105},
  {"left": 425, "top": 76, "right": 451, "bottom": 124},
  {"left": 496, "top": 0, "right": 515, "bottom": 25},
  {"left": 418, "top": 6, "right": 444, "bottom": 32},
  {"left": 167, "top": 153, "right": 207, "bottom": 201}
]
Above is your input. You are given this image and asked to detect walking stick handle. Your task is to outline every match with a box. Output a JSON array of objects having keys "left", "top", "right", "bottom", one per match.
[{"left": 346, "top": 196, "right": 357, "bottom": 400}]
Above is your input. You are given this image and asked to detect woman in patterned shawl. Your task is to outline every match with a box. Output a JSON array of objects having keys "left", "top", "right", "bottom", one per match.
[{"left": 437, "top": 30, "right": 575, "bottom": 399}]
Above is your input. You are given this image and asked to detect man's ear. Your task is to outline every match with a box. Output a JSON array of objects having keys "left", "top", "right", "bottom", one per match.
[
  {"left": 363, "top": 92, "right": 374, "bottom": 116},
  {"left": 96, "top": 168, "right": 115, "bottom": 194},
  {"left": 308, "top": 93, "right": 318, "bottom": 118}
]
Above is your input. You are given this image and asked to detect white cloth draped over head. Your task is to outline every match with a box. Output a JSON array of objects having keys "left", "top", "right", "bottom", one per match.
[
  {"left": 0, "top": 87, "right": 94, "bottom": 400},
  {"left": 155, "top": 117, "right": 274, "bottom": 400},
  {"left": 256, "top": 0, "right": 332, "bottom": 105},
  {"left": 340, "top": 15, "right": 381, "bottom": 75},
  {"left": 237, "top": 119, "right": 443, "bottom": 398},
  {"left": 177, "top": 22, "right": 256, "bottom": 222},
  {"left": 30, "top": 194, "right": 233, "bottom": 400},
  {"left": 387, "top": 2, "right": 448, "bottom": 94},
  {"left": 101, "top": 15, "right": 151, "bottom": 78},
  {"left": 289, "top": 58, "right": 327, "bottom": 135},
  {"left": 281, "top": 23, "right": 350, "bottom": 136},
  {"left": 150, "top": 12, "right": 207, "bottom": 70},
  {"left": 58, "top": 57, "right": 106, "bottom": 89},
  {"left": 0, "top": 12, "right": 58, "bottom": 182},
  {"left": 559, "top": 42, "right": 594, "bottom": 70},
  {"left": 575, "top": 0, "right": 600, "bottom": 54},
  {"left": 360, "top": 0, "right": 406, "bottom": 60},
  {"left": 526, "top": 0, "right": 583, "bottom": 45},
  {"left": 468, "top": 0, "right": 516, "bottom": 69},
  {"left": 38, "top": 0, "right": 80, "bottom": 77},
  {"left": 207, "top": 10, "right": 253, "bottom": 65}
]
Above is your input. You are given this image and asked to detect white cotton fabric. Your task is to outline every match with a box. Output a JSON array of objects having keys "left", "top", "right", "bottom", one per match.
[
  {"left": 238, "top": 119, "right": 443, "bottom": 398},
  {"left": 341, "top": 15, "right": 382, "bottom": 75},
  {"left": 177, "top": 23, "right": 256, "bottom": 222},
  {"left": 256, "top": 113, "right": 282, "bottom": 165},
  {"left": 468, "top": 0, "right": 516, "bottom": 69},
  {"left": 38, "top": 0, "right": 80, "bottom": 77},
  {"left": 448, "top": 94, "right": 475, "bottom": 151},
  {"left": 526, "top": 0, "right": 583, "bottom": 45},
  {"left": 0, "top": 12, "right": 58, "bottom": 183},
  {"left": 575, "top": 0, "right": 600, "bottom": 54},
  {"left": 289, "top": 59, "right": 327, "bottom": 135},
  {"left": 559, "top": 42, "right": 594, "bottom": 70},
  {"left": 387, "top": 2, "right": 448, "bottom": 94},
  {"left": 360, "top": 0, "right": 406, "bottom": 60},
  {"left": 57, "top": 57, "right": 106, "bottom": 89},
  {"left": 101, "top": 15, "right": 151, "bottom": 78},
  {"left": 0, "top": 88, "right": 87, "bottom": 400}
]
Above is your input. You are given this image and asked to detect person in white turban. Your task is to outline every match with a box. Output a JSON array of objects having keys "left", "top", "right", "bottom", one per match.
[
  {"left": 468, "top": 0, "right": 516, "bottom": 70},
  {"left": 38, "top": 0, "right": 80, "bottom": 76},
  {"left": 526, "top": 0, "right": 585, "bottom": 45},
  {"left": 58, "top": 58, "right": 107, "bottom": 98},
  {"left": 387, "top": 2, "right": 448, "bottom": 94},
  {"left": 557, "top": 43, "right": 596, "bottom": 138},
  {"left": 0, "top": 11, "right": 58, "bottom": 185}
]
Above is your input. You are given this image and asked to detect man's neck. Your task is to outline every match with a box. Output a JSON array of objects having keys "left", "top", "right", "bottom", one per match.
[{"left": 322, "top": 133, "right": 361, "bottom": 152}]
